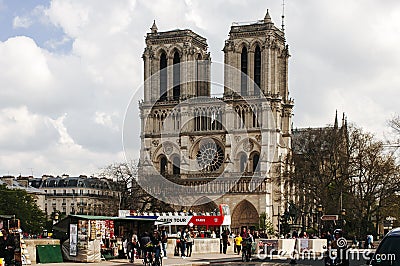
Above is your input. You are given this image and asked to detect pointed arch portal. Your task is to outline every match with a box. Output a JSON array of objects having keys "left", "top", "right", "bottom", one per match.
[{"left": 231, "top": 200, "right": 259, "bottom": 233}]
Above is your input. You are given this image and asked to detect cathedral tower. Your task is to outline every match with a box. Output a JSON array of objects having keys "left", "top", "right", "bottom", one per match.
[{"left": 142, "top": 21, "right": 211, "bottom": 102}]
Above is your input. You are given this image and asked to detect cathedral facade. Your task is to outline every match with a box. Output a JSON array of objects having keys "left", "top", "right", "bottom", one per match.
[{"left": 138, "top": 11, "right": 293, "bottom": 233}]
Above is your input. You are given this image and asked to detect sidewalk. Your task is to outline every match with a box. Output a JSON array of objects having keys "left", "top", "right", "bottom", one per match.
[{"left": 36, "top": 252, "right": 242, "bottom": 266}]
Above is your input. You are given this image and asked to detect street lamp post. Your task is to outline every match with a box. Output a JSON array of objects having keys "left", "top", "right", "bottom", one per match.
[
  {"left": 341, "top": 209, "right": 346, "bottom": 229},
  {"left": 278, "top": 211, "right": 281, "bottom": 237},
  {"left": 317, "top": 204, "right": 323, "bottom": 237}
]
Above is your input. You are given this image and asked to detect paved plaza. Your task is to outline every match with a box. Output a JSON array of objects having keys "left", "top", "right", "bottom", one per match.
[{"left": 37, "top": 249, "right": 372, "bottom": 266}]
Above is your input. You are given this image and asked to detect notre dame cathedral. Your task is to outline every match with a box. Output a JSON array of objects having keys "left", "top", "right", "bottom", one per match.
[{"left": 138, "top": 10, "right": 293, "bottom": 233}]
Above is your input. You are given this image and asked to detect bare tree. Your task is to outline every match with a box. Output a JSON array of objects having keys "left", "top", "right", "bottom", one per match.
[
  {"left": 388, "top": 115, "right": 400, "bottom": 135},
  {"left": 387, "top": 115, "right": 400, "bottom": 148},
  {"left": 100, "top": 161, "right": 173, "bottom": 212},
  {"left": 291, "top": 124, "right": 349, "bottom": 217},
  {"left": 347, "top": 128, "right": 400, "bottom": 237},
  {"left": 291, "top": 124, "right": 400, "bottom": 237}
]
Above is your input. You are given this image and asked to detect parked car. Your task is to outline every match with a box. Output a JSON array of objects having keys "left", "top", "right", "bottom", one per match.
[{"left": 368, "top": 227, "right": 400, "bottom": 266}]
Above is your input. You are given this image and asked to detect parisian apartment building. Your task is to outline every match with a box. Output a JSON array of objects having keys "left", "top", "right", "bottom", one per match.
[
  {"left": 30, "top": 175, "right": 122, "bottom": 216},
  {"left": 1, "top": 175, "right": 122, "bottom": 217}
]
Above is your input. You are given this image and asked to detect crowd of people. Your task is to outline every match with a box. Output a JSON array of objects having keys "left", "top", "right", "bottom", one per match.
[
  {"left": 122, "top": 227, "right": 168, "bottom": 265},
  {"left": 122, "top": 226, "right": 196, "bottom": 264},
  {"left": 121, "top": 226, "right": 259, "bottom": 264},
  {"left": 121, "top": 225, "right": 376, "bottom": 265},
  {"left": 174, "top": 227, "right": 195, "bottom": 258}
]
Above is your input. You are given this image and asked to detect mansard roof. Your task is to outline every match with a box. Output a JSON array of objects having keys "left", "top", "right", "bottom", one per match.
[{"left": 38, "top": 175, "right": 114, "bottom": 190}]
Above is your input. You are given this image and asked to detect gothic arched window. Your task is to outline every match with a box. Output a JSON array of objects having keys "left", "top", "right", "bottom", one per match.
[
  {"left": 173, "top": 156, "right": 180, "bottom": 175},
  {"left": 196, "top": 54, "right": 207, "bottom": 96},
  {"left": 252, "top": 152, "right": 260, "bottom": 173},
  {"left": 160, "top": 156, "right": 167, "bottom": 176},
  {"left": 239, "top": 153, "right": 248, "bottom": 173},
  {"left": 160, "top": 52, "right": 167, "bottom": 101},
  {"left": 241, "top": 46, "right": 248, "bottom": 96},
  {"left": 173, "top": 51, "right": 180, "bottom": 100},
  {"left": 254, "top": 45, "right": 261, "bottom": 96}
]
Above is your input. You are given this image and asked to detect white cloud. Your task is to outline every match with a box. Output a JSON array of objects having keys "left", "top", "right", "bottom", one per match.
[
  {"left": 0, "top": 106, "right": 58, "bottom": 150},
  {"left": 0, "top": 36, "right": 53, "bottom": 92},
  {"left": 1, "top": 0, "right": 400, "bottom": 176},
  {"left": 50, "top": 114, "right": 78, "bottom": 146},
  {"left": 44, "top": 35, "right": 71, "bottom": 50},
  {"left": 13, "top": 15, "right": 33, "bottom": 28},
  {"left": 94, "top": 111, "right": 119, "bottom": 131}
]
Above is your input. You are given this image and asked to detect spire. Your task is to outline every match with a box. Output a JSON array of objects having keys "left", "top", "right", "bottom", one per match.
[
  {"left": 281, "top": 0, "right": 285, "bottom": 31},
  {"left": 150, "top": 20, "right": 158, "bottom": 33},
  {"left": 342, "top": 112, "right": 345, "bottom": 127},
  {"left": 264, "top": 9, "right": 272, "bottom": 23},
  {"left": 334, "top": 110, "right": 338, "bottom": 129}
]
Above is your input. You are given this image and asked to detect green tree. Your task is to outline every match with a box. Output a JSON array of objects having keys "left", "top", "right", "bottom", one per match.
[{"left": 0, "top": 184, "right": 47, "bottom": 233}]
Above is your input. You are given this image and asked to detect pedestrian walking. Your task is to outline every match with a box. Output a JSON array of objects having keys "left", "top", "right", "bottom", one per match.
[
  {"left": 161, "top": 227, "right": 168, "bottom": 258},
  {"left": 186, "top": 228, "right": 194, "bottom": 257},
  {"left": 290, "top": 230, "right": 298, "bottom": 264},
  {"left": 234, "top": 234, "right": 242, "bottom": 255},
  {"left": 179, "top": 228, "right": 187, "bottom": 258},
  {"left": 221, "top": 230, "right": 229, "bottom": 254}
]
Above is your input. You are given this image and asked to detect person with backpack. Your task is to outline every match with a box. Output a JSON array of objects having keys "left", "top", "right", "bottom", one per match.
[{"left": 140, "top": 232, "right": 153, "bottom": 263}]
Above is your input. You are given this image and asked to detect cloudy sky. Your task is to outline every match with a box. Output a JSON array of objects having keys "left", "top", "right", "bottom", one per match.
[{"left": 1, "top": 0, "right": 399, "bottom": 177}]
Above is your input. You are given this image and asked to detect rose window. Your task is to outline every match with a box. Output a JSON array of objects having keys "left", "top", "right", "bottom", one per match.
[{"left": 196, "top": 140, "right": 224, "bottom": 172}]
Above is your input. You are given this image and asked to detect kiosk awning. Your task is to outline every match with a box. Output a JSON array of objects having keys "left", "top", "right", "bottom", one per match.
[{"left": 67, "top": 214, "right": 157, "bottom": 222}]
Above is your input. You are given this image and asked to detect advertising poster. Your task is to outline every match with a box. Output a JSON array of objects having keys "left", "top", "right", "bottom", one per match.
[
  {"left": 90, "top": 220, "right": 97, "bottom": 240},
  {"left": 299, "top": 239, "right": 309, "bottom": 252},
  {"left": 104, "top": 220, "right": 115, "bottom": 239},
  {"left": 77, "top": 220, "right": 88, "bottom": 250},
  {"left": 109, "top": 220, "right": 114, "bottom": 238},
  {"left": 69, "top": 224, "right": 78, "bottom": 256}
]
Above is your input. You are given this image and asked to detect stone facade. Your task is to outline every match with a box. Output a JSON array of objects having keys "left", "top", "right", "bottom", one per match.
[{"left": 139, "top": 12, "right": 293, "bottom": 233}]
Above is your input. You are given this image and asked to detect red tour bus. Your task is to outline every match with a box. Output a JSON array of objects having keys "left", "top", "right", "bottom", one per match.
[{"left": 120, "top": 204, "right": 231, "bottom": 237}]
